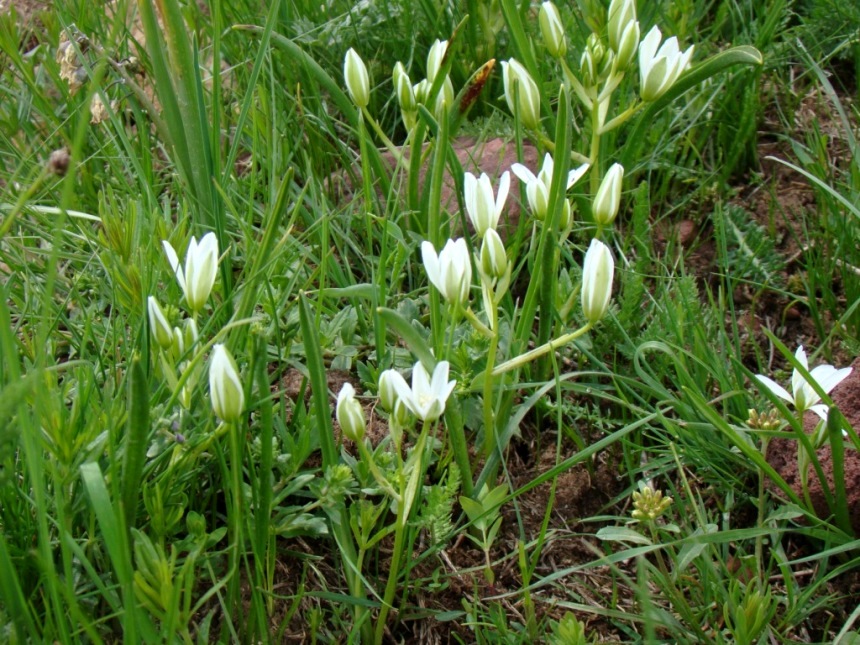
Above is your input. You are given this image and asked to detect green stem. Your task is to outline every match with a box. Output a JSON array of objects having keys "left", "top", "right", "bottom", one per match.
[
  {"left": 493, "top": 322, "right": 592, "bottom": 376},
  {"left": 482, "top": 286, "right": 500, "bottom": 459},
  {"left": 360, "top": 107, "right": 404, "bottom": 168},
  {"left": 374, "top": 421, "right": 431, "bottom": 644},
  {"left": 357, "top": 440, "right": 401, "bottom": 501},
  {"left": 464, "top": 307, "right": 494, "bottom": 338},
  {"left": 227, "top": 420, "right": 244, "bottom": 624},
  {"left": 589, "top": 99, "right": 601, "bottom": 195},
  {"left": 755, "top": 435, "right": 770, "bottom": 587}
]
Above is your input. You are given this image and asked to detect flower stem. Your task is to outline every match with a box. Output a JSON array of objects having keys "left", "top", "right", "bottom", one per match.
[{"left": 492, "top": 322, "right": 592, "bottom": 376}]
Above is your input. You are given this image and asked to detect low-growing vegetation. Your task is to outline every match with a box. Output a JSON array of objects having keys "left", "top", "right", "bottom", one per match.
[{"left": 1, "top": 0, "right": 859, "bottom": 642}]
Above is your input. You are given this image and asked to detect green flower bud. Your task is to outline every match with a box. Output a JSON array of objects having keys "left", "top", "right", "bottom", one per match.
[
  {"left": 539, "top": 2, "right": 567, "bottom": 58},
  {"left": 147, "top": 296, "right": 174, "bottom": 351},
  {"left": 480, "top": 228, "right": 508, "bottom": 280}
]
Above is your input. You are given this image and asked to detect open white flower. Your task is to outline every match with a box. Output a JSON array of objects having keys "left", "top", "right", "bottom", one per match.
[
  {"left": 162, "top": 232, "right": 219, "bottom": 314},
  {"left": 391, "top": 361, "right": 456, "bottom": 422},
  {"left": 421, "top": 238, "right": 472, "bottom": 308},
  {"left": 464, "top": 171, "right": 510, "bottom": 237},
  {"left": 638, "top": 25, "right": 694, "bottom": 102},
  {"left": 511, "top": 153, "right": 589, "bottom": 220},
  {"left": 755, "top": 346, "right": 852, "bottom": 420}
]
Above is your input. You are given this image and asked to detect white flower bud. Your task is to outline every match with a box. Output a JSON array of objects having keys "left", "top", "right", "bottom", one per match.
[
  {"left": 608, "top": 0, "right": 636, "bottom": 53},
  {"left": 614, "top": 19, "right": 640, "bottom": 72},
  {"left": 501, "top": 59, "right": 540, "bottom": 131},
  {"left": 592, "top": 163, "right": 624, "bottom": 226},
  {"left": 581, "top": 239, "right": 614, "bottom": 324},
  {"left": 344, "top": 48, "right": 370, "bottom": 109},
  {"left": 336, "top": 383, "right": 366, "bottom": 443},
  {"left": 209, "top": 344, "right": 245, "bottom": 423},
  {"left": 426, "top": 39, "right": 449, "bottom": 83}
]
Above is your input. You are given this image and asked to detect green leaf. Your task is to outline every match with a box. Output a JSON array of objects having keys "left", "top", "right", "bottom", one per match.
[
  {"left": 623, "top": 46, "right": 763, "bottom": 168},
  {"left": 376, "top": 307, "right": 436, "bottom": 371},
  {"left": 122, "top": 354, "right": 149, "bottom": 535},
  {"left": 298, "top": 293, "right": 338, "bottom": 469},
  {"left": 595, "top": 526, "right": 652, "bottom": 545}
]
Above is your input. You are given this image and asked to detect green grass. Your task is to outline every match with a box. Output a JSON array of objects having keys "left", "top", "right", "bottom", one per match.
[{"left": 1, "top": 0, "right": 860, "bottom": 642}]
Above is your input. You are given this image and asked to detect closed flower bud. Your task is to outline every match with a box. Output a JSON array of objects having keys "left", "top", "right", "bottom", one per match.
[
  {"left": 378, "top": 369, "right": 413, "bottom": 426},
  {"left": 393, "top": 62, "right": 416, "bottom": 112},
  {"left": 539, "top": 2, "right": 567, "bottom": 58},
  {"left": 581, "top": 239, "right": 614, "bottom": 324},
  {"left": 147, "top": 296, "right": 174, "bottom": 350},
  {"left": 608, "top": 0, "right": 636, "bottom": 53},
  {"left": 434, "top": 76, "right": 455, "bottom": 120},
  {"left": 336, "top": 383, "right": 366, "bottom": 442},
  {"left": 613, "top": 19, "right": 640, "bottom": 73},
  {"left": 592, "top": 163, "right": 624, "bottom": 226},
  {"left": 171, "top": 326, "right": 184, "bottom": 358},
  {"left": 209, "top": 344, "right": 245, "bottom": 423},
  {"left": 344, "top": 48, "right": 370, "bottom": 109},
  {"left": 559, "top": 198, "right": 573, "bottom": 229},
  {"left": 480, "top": 228, "right": 508, "bottom": 280},
  {"left": 427, "top": 40, "right": 449, "bottom": 83},
  {"left": 501, "top": 59, "right": 540, "bottom": 131}
]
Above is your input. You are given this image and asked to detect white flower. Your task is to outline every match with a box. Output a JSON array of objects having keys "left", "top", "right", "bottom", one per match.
[
  {"left": 391, "top": 361, "right": 457, "bottom": 422},
  {"left": 511, "top": 153, "right": 589, "bottom": 220},
  {"left": 638, "top": 25, "right": 694, "bottom": 102},
  {"left": 755, "top": 346, "right": 852, "bottom": 420},
  {"left": 421, "top": 238, "right": 472, "bottom": 308},
  {"left": 592, "top": 162, "right": 624, "bottom": 227},
  {"left": 336, "top": 383, "right": 366, "bottom": 442},
  {"left": 581, "top": 239, "right": 614, "bottom": 324},
  {"left": 344, "top": 48, "right": 370, "bottom": 109},
  {"left": 209, "top": 344, "right": 244, "bottom": 423},
  {"left": 162, "top": 232, "right": 219, "bottom": 314},
  {"left": 464, "top": 171, "right": 510, "bottom": 237},
  {"left": 501, "top": 59, "right": 541, "bottom": 131}
]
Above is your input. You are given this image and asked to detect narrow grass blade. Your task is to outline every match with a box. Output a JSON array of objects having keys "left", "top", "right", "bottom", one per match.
[{"left": 122, "top": 353, "right": 149, "bottom": 534}]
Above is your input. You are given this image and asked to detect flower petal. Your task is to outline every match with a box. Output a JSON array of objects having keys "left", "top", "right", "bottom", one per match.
[
  {"left": 511, "top": 163, "right": 536, "bottom": 184},
  {"left": 754, "top": 374, "right": 792, "bottom": 404}
]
